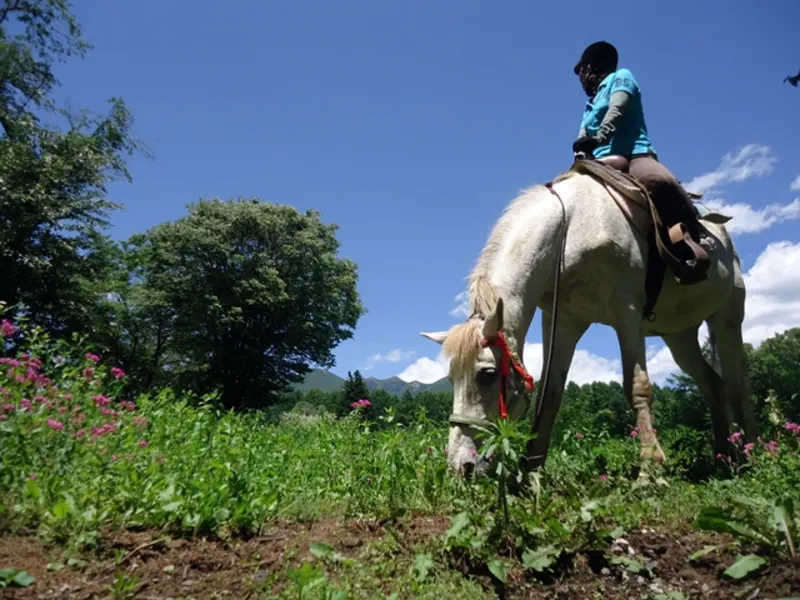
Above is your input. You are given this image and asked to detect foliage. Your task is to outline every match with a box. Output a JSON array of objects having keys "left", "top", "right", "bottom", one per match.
[
  {"left": 109, "top": 199, "right": 366, "bottom": 409},
  {"left": 0, "top": 0, "right": 143, "bottom": 339}
]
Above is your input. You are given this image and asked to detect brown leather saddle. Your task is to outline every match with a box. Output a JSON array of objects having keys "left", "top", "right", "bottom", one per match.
[{"left": 593, "top": 154, "right": 711, "bottom": 286}]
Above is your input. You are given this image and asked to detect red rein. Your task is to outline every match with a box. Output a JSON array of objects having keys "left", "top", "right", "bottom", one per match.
[{"left": 480, "top": 331, "right": 535, "bottom": 419}]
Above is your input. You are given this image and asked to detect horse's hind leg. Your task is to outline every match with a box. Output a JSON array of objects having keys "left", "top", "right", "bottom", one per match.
[
  {"left": 705, "top": 289, "right": 759, "bottom": 442},
  {"left": 661, "top": 326, "right": 731, "bottom": 458}
]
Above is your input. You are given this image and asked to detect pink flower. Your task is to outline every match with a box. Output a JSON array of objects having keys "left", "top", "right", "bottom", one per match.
[
  {"left": 599, "top": 474, "right": 608, "bottom": 482},
  {"left": 138, "top": 440, "right": 149, "bottom": 448},
  {"left": 75, "top": 429, "right": 86, "bottom": 439},
  {"left": 83, "top": 367, "right": 95, "bottom": 381},
  {"left": 728, "top": 431, "right": 743, "bottom": 444},
  {"left": 84, "top": 353, "right": 101, "bottom": 363},
  {"left": 575, "top": 432, "right": 585, "bottom": 440},
  {"left": 133, "top": 416, "right": 148, "bottom": 428},
  {"left": 763, "top": 440, "right": 778, "bottom": 455},
  {"left": 92, "top": 394, "right": 111, "bottom": 407},
  {"left": 111, "top": 367, "right": 126, "bottom": 380},
  {"left": 0, "top": 319, "right": 19, "bottom": 337},
  {"left": 46, "top": 418, "right": 64, "bottom": 431},
  {"left": 349, "top": 398, "right": 372, "bottom": 410},
  {"left": 744, "top": 442, "right": 755, "bottom": 458},
  {"left": 785, "top": 422, "right": 800, "bottom": 435},
  {"left": 630, "top": 427, "right": 639, "bottom": 437}
]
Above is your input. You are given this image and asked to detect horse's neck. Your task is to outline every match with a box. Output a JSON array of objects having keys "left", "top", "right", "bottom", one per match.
[{"left": 481, "top": 184, "right": 572, "bottom": 349}]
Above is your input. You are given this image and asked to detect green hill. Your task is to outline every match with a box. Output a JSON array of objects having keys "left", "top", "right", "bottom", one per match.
[{"left": 293, "top": 369, "right": 452, "bottom": 396}]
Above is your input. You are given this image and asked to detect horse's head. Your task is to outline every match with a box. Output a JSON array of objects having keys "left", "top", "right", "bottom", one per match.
[{"left": 421, "top": 297, "right": 534, "bottom": 478}]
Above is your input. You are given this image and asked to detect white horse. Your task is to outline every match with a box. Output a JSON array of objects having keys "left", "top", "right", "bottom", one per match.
[{"left": 421, "top": 163, "right": 759, "bottom": 480}]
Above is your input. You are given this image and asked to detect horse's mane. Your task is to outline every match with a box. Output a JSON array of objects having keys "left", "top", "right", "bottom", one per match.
[{"left": 441, "top": 180, "right": 568, "bottom": 376}]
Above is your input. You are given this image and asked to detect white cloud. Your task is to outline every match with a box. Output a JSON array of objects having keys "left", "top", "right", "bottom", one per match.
[
  {"left": 363, "top": 348, "right": 416, "bottom": 372},
  {"left": 790, "top": 175, "right": 800, "bottom": 192},
  {"left": 703, "top": 198, "right": 800, "bottom": 234},
  {"left": 450, "top": 291, "right": 469, "bottom": 318},
  {"left": 741, "top": 240, "right": 800, "bottom": 346},
  {"left": 397, "top": 352, "right": 449, "bottom": 383},
  {"left": 684, "top": 144, "right": 777, "bottom": 194}
]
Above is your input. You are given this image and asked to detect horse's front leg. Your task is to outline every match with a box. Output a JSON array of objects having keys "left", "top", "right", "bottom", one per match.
[{"left": 615, "top": 308, "right": 666, "bottom": 481}]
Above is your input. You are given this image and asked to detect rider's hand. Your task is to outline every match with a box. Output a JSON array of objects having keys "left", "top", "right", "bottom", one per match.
[{"left": 572, "top": 136, "right": 599, "bottom": 155}]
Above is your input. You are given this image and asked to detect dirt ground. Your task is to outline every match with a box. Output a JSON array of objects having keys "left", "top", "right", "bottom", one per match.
[{"left": 1, "top": 517, "right": 798, "bottom": 599}]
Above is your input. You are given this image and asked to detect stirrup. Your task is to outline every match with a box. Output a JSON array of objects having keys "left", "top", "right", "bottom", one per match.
[{"left": 668, "top": 223, "right": 710, "bottom": 284}]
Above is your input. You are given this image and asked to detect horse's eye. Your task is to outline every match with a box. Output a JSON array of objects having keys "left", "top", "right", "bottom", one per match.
[{"left": 476, "top": 367, "right": 498, "bottom": 386}]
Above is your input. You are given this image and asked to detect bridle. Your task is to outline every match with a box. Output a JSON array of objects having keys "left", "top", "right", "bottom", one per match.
[{"left": 447, "top": 329, "right": 535, "bottom": 431}]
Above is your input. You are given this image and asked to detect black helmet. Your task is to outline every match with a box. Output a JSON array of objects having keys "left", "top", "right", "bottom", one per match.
[{"left": 573, "top": 41, "right": 618, "bottom": 75}]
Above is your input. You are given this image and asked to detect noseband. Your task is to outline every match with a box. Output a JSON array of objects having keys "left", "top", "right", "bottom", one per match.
[{"left": 448, "top": 329, "right": 535, "bottom": 431}]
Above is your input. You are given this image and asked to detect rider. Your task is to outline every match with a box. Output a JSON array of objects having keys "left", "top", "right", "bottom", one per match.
[{"left": 571, "top": 41, "right": 709, "bottom": 285}]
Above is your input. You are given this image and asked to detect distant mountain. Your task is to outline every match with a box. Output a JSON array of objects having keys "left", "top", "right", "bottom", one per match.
[{"left": 292, "top": 369, "right": 452, "bottom": 396}]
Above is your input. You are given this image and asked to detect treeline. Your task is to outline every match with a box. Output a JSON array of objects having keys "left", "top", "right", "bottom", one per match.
[
  {"left": 278, "top": 328, "right": 800, "bottom": 440},
  {"left": 0, "top": 2, "right": 365, "bottom": 409}
]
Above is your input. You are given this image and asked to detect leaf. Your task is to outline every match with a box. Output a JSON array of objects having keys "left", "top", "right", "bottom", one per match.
[
  {"left": 487, "top": 558, "right": 509, "bottom": 584},
  {"left": 413, "top": 553, "right": 434, "bottom": 582},
  {"left": 688, "top": 545, "right": 720, "bottom": 562},
  {"left": 309, "top": 542, "right": 334, "bottom": 560},
  {"left": 522, "top": 544, "right": 561, "bottom": 572},
  {"left": 610, "top": 556, "right": 652, "bottom": 578},
  {"left": 161, "top": 501, "right": 182, "bottom": 513},
  {"left": 722, "top": 554, "right": 767, "bottom": 580},
  {"left": 693, "top": 506, "right": 772, "bottom": 546},
  {"left": 0, "top": 570, "right": 36, "bottom": 588},
  {"left": 11, "top": 571, "right": 36, "bottom": 588},
  {"left": 770, "top": 499, "right": 797, "bottom": 560},
  {"left": 445, "top": 512, "right": 470, "bottom": 539}
]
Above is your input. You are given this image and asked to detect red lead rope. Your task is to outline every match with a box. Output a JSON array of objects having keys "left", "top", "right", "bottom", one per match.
[{"left": 480, "top": 331, "right": 535, "bottom": 420}]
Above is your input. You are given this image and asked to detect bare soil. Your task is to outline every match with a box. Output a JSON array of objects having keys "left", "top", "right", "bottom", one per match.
[{"left": 1, "top": 518, "right": 798, "bottom": 599}]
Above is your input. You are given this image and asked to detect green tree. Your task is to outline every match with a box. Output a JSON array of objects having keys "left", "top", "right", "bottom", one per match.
[
  {"left": 0, "top": 0, "right": 142, "bottom": 337},
  {"left": 342, "top": 369, "right": 370, "bottom": 414},
  {"left": 123, "top": 198, "right": 365, "bottom": 409},
  {"left": 748, "top": 327, "right": 800, "bottom": 423}
]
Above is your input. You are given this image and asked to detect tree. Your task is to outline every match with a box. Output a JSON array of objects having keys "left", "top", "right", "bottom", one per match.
[
  {"left": 123, "top": 198, "right": 366, "bottom": 409},
  {"left": 0, "top": 0, "right": 143, "bottom": 337},
  {"left": 342, "top": 369, "right": 370, "bottom": 414}
]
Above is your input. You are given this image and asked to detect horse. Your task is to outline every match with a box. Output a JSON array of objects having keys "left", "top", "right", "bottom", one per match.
[{"left": 420, "top": 159, "right": 759, "bottom": 482}]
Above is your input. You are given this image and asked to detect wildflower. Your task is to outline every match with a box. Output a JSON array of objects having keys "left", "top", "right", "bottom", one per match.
[
  {"left": 27, "top": 474, "right": 37, "bottom": 481},
  {"left": 75, "top": 429, "right": 86, "bottom": 439},
  {"left": 46, "top": 418, "right": 64, "bottom": 431},
  {"left": 84, "top": 353, "right": 101, "bottom": 363},
  {"left": 111, "top": 367, "right": 126, "bottom": 380},
  {"left": 728, "top": 431, "right": 743, "bottom": 444},
  {"left": 0, "top": 415, "right": 5, "bottom": 421},
  {"left": 599, "top": 474, "right": 608, "bottom": 482},
  {"left": 0, "top": 319, "right": 19, "bottom": 337},
  {"left": 92, "top": 394, "right": 111, "bottom": 407},
  {"left": 83, "top": 367, "right": 95, "bottom": 381},
  {"left": 110, "top": 454, "right": 118, "bottom": 462},
  {"left": 630, "top": 426, "right": 639, "bottom": 437},
  {"left": 785, "top": 422, "right": 800, "bottom": 435},
  {"left": 133, "top": 416, "right": 148, "bottom": 428},
  {"left": 763, "top": 440, "right": 778, "bottom": 455},
  {"left": 120, "top": 400, "right": 137, "bottom": 411},
  {"left": 744, "top": 442, "right": 755, "bottom": 458},
  {"left": 349, "top": 398, "right": 372, "bottom": 410},
  {"left": 138, "top": 440, "right": 149, "bottom": 448},
  {"left": 19, "top": 398, "right": 31, "bottom": 411},
  {"left": 575, "top": 432, "right": 585, "bottom": 440}
]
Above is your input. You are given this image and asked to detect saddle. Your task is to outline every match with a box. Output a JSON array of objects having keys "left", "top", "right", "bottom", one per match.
[{"left": 559, "top": 155, "right": 732, "bottom": 319}]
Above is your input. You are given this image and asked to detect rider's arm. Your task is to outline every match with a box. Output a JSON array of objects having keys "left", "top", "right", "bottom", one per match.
[{"left": 594, "top": 90, "right": 630, "bottom": 145}]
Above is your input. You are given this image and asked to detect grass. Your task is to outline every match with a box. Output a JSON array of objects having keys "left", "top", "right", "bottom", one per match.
[{"left": 2, "top": 318, "right": 800, "bottom": 598}]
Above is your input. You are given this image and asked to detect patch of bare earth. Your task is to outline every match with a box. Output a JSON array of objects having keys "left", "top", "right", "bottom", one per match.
[
  {"left": 0, "top": 516, "right": 450, "bottom": 599},
  {"left": 497, "top": 527, "right": 800, "bottom": 599},
  {"left": 1, "top": 520, "right": 798, "bottom": 599}
]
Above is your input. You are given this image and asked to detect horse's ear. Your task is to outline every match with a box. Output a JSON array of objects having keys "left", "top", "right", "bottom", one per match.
[
  {"left": 420, "top": 331, "right": 448, "bottom": 345},
  {"left": 482, "top": 297, "right": 504, "bottom": 339}
]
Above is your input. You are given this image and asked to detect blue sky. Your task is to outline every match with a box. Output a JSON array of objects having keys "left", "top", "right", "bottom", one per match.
[{"left": 50, "top": 0, "right": 799, "bottom": 385}]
